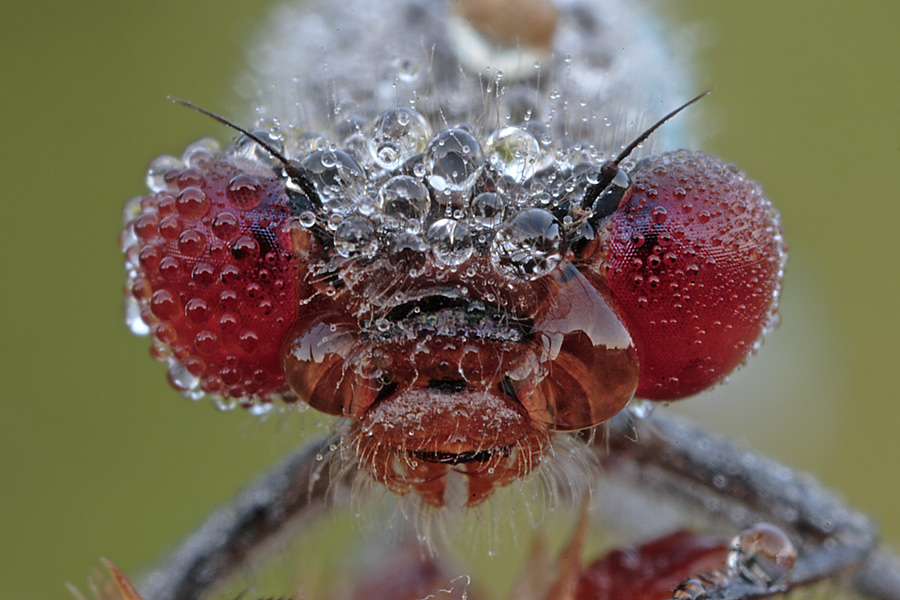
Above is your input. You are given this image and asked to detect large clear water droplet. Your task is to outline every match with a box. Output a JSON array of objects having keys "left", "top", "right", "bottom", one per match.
[
  {"left": 301, "top": 149, "right": 366, "bottom": 215},
  {"left": 727, "top": 523, "right": 796, "bottom": 586},
  {"left": 425, "top": 128, "right": 483, "bottom": 208},
  {"left": 485, "top": 126, "right": 542, "bottom": 182},
  {"left": 427, "top": 218, "right": 473, "bottom": 267},
  {"left": 470, "top": 192, "right": 505, "bottom": 228},
  {"left": 368, "top": 108, "right": 432, "bottom": 171},
  {"left": 333, "top": 216, "right": 378, "bottom": 258},
  {"left": 167, "top": 360, "right": 201, "bottom": 397},
  {"left": 146, "top": 155, "right": 182, "bottom": 192},
  {"left": 491, "top": 209, "right": 563, "bottom": 279},
  {"left": 378, "top": 175, "right": 430, "bottom": 226}
]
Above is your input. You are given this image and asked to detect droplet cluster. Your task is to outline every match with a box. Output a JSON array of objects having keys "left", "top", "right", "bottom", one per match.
[
  {"left": 257, "top": 105, "right": 626, "bottom": 285},
  {"left": 601, "top": 151, "right": 786, "bottom": 400},
  {"left": 122, "top": 139, "right": 299, "bottom": 411}
]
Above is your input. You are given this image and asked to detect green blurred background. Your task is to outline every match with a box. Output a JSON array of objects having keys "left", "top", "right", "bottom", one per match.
[{"left": 1, "top": 2, "right": 897, "bottom": 598}]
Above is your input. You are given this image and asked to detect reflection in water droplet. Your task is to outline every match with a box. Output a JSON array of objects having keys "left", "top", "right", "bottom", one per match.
[
  {"left": 727, "top": 523, "right": 796, "bottom": 586},
  {"left": 211, "top": 395, "right": 238, "bottom": 412},
  {"left": 426, "top": 128, "right": 483, "bottom": 207},
  {"left": 168, "top": 360, "right": 200, "bottom": 395},
  {"left": 490, "top": 209, "right": 562, "bottom": 279},
  {"left": 298, "top": 210, "right": 316, "bottom": 228},
  {"left": 485, "top": 126, "right": 542, "bottom": 181},
  {"left": 146, "top": 155, "right": 182, "bottom": 193},
  {"left": 234, "top": 130, "right": 284, "bottom": 168},
  {"left": 181, "top": 137, "right": 220, "bottom": 167},
  {"left": 651, "top": 206, "right": 668, "bottom": 224},
  {"left": 302, "top": 149, "right": 366, "bottom": 215},
  {"left": 470, "top": 192, "right": 505, "bottom": 228},
  {"left": 226, "top": 174, "right": 263, "bottom": 210},
  {"left": 334, "top": 216, "right": 378, "bottom": 258},
  {"left": 378, "top": 175, "right": 430, "bottom": 225},
  {"left": 427, "top": 218, "right": 473, "bottom": 266},
  {"left": 368, "top": 108, "right": 432, "bottom": 171},
  {"left": 124, "top": 296, "right": 150, "bottom": 335}
]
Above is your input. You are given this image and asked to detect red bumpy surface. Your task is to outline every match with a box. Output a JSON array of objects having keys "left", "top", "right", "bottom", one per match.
[
  {"left": 123, "top": 151, "right": 298, "bottom": 403},
  {"left": 602, "top": 151, "right": 785, "bottom": 400}
]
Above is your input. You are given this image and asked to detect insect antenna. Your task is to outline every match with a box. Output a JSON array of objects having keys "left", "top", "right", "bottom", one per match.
[
  {"left": 169, "top": 97, "right": 322, "bottom": 207},
  {"left": 581, "top": 90, "right": 711, "bottom": 219}
]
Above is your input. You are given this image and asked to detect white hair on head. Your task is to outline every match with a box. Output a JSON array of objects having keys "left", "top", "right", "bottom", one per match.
[{"left": 240, "top": 0, "right": 695, "bottom": 158}]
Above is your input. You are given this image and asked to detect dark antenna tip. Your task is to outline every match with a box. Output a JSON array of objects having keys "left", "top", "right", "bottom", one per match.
[
  {"left": 168, "top": 96, "right": 290, "bottom": 167},
  {"left": 612, "top": 89, "right": 712, "bottom": 166}
]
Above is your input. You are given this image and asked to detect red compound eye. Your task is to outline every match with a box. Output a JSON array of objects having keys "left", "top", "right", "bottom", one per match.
[
  {"left": 122, "top": 149, "right": 302, "bottom": 407},
  {"left": 601, "top": 151, "right": 786, "bottom": 400}
]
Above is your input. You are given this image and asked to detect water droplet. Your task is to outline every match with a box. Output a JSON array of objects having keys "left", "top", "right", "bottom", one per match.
[
  {"left": 651, "top": 206, "right": 668, "bottom": 224},
  {"left": 470, "top": 192, "right": 505, "bottom": 228},
  {"left": 238, "top": 330, "right": 260, "bottom": 353},
  {"left": 485, "top": 127, "right": 541, "bottom": 181},
  {"left": 175, "top": 168, "right": 205, "bottom": 190},
  {"left": 158, "top": 216, "right": 181, "bottom": 240},
  {"left": 334, "top": 216, "right": 378, "bottom": 258},
  {"left": 226, "top": 174, "right": 263, "bottom": 210},
  {"left": 426, "top": 128, "right": 483, "bottom": 207},
  {"left": 392, "top": 57, "right": 420, "bottom": 83},
  {"left": 727, "top": 523, "right": 796, "bottom": 586},
  {"left": 627, "top": 398, "right": 656, "bottom": 419},
  {"left": 378, "top": 175, "right": 430, "bottom": 225},
  {"left": 146, "top": 155, "right": 182, "bottom": 192},
  {"left": 133, "top": 214, "right": 160, "bottom": 243},
  {"left": 301, "top": 149, "right": 366, "bottom": 215},
  {"left": 211, "top": 395, "right": 238, "bottom": 412},
  {"left": 124, "top": 296, "right": 150, "bottom": 335},
  {"left": 167, "top": 360, "right": 200, "bottom": 394},
  {"left": 427, "top": 218, "right": 473, "bottom": 266},
  {"left": 177, "top": 229, "right": 206, "bottom": 257},
  {"left": 174, "top": 186, "right": 210, "bottom": 220},
  {"left": 389, "top": 232, "right": 427, "bottom": 268},
  {"left": 246, "top": 401, "right": 273, "bottom": 416},
  {"left": 181, "top": 137, "right": 220, "bottom": 166},
  {"left": 150, "top": 289, "right": 179, "bottom": 320},
  {"left": 218, "top": 313, "right": 239, "bottom": 334},
  {"left": 490, "top": 209, "right": 562, "bottom": 279},
  {"left": 231, "top": 235, "right": 259, "bottom": 260},
  {"left": 185, "top": 298, "right": 210, "bottom": 324},
  {"left": 155, "top": 258, "right": 180, "bottom": 285},
  {"left": 368, "top": 108, "right": 432, "bottom": 170},
  {"left": 211, "top": 212, "right": 240, "bottom": 241},
  {"left": 298, "top": 210, "right": 316, "bottom": 228},
  {"left": 234, "top": 130, "right": 284, "bottom": 167}
]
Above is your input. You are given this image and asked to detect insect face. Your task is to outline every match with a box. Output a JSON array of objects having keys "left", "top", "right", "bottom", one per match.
[
  {"left": 122, "top": 102, "right": 784, "bottom": 506},
  {"left": 121, "top": 0, "right": 785, "bottom": 507}
]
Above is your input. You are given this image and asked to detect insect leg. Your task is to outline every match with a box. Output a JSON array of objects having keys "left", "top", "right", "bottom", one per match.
[{"left": 603, "top": 411, "right": 897, "bottom": 599}]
